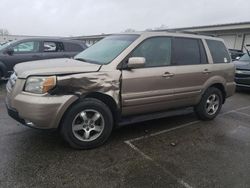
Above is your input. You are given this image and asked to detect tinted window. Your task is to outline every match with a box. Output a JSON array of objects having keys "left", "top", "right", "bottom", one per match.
[
  {"left": 13, "top": 41, "right": 39, "bottom": 53},
  {"left": 173, "top": 38, "right": 203, "bottom": 65},
  {"left": 131, "top": 37, "right": 171, "bottom": 67},
  {"left": 206, "top": 39, "right": 230, "bottom": 63},
  {"left": 64, "top": 42, "right": 85, "bottom": 52},
  {"left": 43, "top": 41, "right": 64, "bottom": 52}
]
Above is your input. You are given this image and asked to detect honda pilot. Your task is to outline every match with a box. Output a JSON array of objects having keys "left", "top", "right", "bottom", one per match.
[{"left": 5, "top": 32, "right": 235, "bottom": 149}]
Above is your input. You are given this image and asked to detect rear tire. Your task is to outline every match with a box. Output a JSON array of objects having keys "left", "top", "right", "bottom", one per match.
[
  {"left": 60, "top": 98, "right": 113, "bottom": 149},
  {"left": 194, "top": 87, "right": 223, "bottom": 120}
]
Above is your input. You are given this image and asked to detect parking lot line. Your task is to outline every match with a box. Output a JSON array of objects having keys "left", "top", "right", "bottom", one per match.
[
  {"left": 125, "top": 105, "right": 250, "bottom": 144},
  {"left": 124, "top": 140, "right": 193, "bottom": 188},
  {"left": 124, "top": 105, "right": 250, "bottom": 188},
  {"left": 233, "top": 110, "right": 250, "bottom": 118},
  {"left": 126, "top": 120, "right": 200, "bottom": 143}
]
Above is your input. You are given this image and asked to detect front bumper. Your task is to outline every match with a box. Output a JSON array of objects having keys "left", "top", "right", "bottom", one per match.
[
  {"left": 6, "top": 93, "right": 78, "bottom": 129},
  {"left": 6, "top": 78, "right": 78, "bottom": 129},
  {"left": 6, "top": 103, "right": 25, "bottom": 125},
  {"left": 235, "top": 73, "right": 250, "bottom": 88}
]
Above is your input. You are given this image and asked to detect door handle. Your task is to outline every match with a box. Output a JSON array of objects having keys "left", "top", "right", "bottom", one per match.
[
  {"left": 162, "top": 72, "right": 174, "bottom": 78},
  {"left": 203, "top": 69, "right": 211, "bottom": 74}
]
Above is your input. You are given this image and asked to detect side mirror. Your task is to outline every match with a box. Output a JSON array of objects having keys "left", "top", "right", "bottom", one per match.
[
  {"left": 235, "top": 56, "right": 240, "bottom": 60},
  {"left": 127, "top": 57, "right": 145, "bottom": 69},
  {"left": 5, "top": 48, "right": 14, "bottom": 55}
]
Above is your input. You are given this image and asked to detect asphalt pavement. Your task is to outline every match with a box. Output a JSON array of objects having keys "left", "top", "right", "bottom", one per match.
[{"left": 1, "top": 81, "right": 250, "bottom": 188}]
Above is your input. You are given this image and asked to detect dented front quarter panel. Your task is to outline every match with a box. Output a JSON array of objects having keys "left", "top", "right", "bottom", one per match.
[{"left": 56, "top": 69, "right": 122, "bottom": 107}]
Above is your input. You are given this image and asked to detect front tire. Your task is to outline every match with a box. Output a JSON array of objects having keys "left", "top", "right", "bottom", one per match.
[
  {"left": 194, "top": 87, "right": 223, "bottom": 120},
  {"left": 60, "top": 98, "right": 113, "bottom": 149}
]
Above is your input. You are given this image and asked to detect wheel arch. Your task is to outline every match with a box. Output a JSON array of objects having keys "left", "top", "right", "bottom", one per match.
[
  {"left": 84, "top": 92, "right": 120, "bottom": 124},
  {"left": 59, "top": 92, "right": 120, "bottom": 130},
  {"left": 202, "top": 82, "right": 226, "bottom": 104}
]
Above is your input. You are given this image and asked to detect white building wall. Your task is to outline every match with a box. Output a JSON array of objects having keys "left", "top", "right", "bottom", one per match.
[{"left": 243, "top": 34, "right": 250, "bottom": 51}]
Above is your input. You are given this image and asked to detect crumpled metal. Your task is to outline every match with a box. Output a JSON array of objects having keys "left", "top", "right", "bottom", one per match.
[{"left": 56, "top": 71, "right": 121, "bottom": 105}]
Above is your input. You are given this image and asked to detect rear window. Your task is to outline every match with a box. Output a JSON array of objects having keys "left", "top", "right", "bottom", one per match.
[
  {"left": 172, "top": 38, "right": 207, "bottom": 65},
  {"left": 206, "top": 39, "right": 230, "bottom": 63}
]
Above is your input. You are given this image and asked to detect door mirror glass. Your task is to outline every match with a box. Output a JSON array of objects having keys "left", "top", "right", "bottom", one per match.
[{"left": 127, "top": 57, "right": 145, "bottom": 69}]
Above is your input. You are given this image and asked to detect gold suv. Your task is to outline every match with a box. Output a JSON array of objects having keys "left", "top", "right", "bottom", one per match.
[{"left": 5, "top": 32, "right": 235, "bottom": 149}]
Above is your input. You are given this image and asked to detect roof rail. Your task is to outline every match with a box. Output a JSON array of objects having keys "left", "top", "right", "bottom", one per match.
[{"left": 153, "top": 29, "right": 216, "bottom": 37}]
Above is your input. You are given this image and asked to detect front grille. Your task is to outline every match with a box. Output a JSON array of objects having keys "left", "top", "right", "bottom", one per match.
[
  {"left": 235, "top": 69, "right": 250, "bottom": 78},
  {"left": 235, "top": 74, "right": 250, "bottom": 78},
  {"left": 6, "top": 72, "right": 17, "bottom": 93}
]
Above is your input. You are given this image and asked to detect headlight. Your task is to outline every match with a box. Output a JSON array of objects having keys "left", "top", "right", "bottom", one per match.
[{"left": 24, "top": 76, "right": 56, "bottom": 94}]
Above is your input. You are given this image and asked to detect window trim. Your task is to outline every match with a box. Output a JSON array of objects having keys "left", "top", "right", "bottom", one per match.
[{"left": 118, "top": 36, "right": 209, "bottom": 70}]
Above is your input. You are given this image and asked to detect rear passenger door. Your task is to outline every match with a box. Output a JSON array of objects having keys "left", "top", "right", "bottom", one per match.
[
  {"left": 170, "top": 37, "right": 212, "bottom": 105},
  {"left": 42, "top": 41, "right": 67, "bottom": 59}
]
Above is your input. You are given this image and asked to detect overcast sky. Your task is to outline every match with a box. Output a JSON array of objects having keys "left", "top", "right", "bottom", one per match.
[{"left": 0, "top": 0, "right": 250, "bottom": 37}]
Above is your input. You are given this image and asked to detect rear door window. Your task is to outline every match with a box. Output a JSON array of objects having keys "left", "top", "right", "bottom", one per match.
[
  {"left": 206, "top": 39, "right": 230, "bottom": 63},
  {"left": 172, "top": 38, "right": 207, "bottom": 65},
  {"left": 43, "top": 41, "right": 64, "bottom": 52}
]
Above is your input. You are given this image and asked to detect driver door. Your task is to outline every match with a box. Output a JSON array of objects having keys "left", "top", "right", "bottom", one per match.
[
  {"left": 121, "top": 37, "right": 176, "bottom": 116},
  {"left": 3, "top": 40, "right": 41, "bottom": 74}
]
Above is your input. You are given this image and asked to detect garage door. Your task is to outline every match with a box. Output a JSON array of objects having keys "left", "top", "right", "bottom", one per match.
[
  {"left": 243, "top": 34, "right": 250, "bottom": 51},
  {"left": 218, "top": 35, "right": 237, "bottom": 49}
]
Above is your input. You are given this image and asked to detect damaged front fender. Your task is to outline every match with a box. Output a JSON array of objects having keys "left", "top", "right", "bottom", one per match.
[{"left": 55, "top": 70, "right": 122, "bottom": 107}]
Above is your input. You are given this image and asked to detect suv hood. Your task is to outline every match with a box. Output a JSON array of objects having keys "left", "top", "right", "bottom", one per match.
[
  {"left": 14, "top": 58, "right": 101, "bottom": 78},
  {"left": 233, "top": 60, "right": 250, "bottom": 70}
]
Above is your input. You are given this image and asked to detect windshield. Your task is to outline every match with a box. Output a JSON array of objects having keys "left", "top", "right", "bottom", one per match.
[
  {"left": 74, "top": 35, "right": 139, "bottom": 65},
  {"left": 0, "top": 41, "right": 15, "bottom": 51},
  {"left": 239, "top": 53, "right": 250, "bottom": 62}
]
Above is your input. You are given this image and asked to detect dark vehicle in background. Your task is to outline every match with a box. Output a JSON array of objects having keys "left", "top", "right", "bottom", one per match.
[
  {"left": 229, "top": 49, "right": 245, "bottom": 61},
  {"left": 0, "top": 38, "right": 87, "bottom": 79},
  {"left": 234, "top": 52, "right": 250, "bottom": 88}
]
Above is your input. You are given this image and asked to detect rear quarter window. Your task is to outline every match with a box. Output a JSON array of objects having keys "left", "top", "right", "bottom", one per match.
[{"left": 206, "top": 39, "right": 231, "bottom": 63}]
